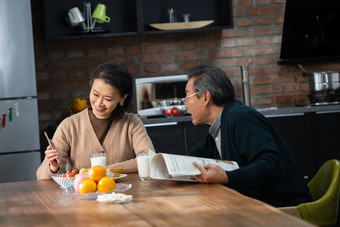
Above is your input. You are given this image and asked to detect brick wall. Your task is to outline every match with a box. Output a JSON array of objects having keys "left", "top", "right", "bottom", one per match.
[{"left": 31, "top": 0, "right": 340, "bottom": 131}]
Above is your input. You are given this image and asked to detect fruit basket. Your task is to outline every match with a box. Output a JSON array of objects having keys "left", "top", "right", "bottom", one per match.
[
  {"left": 52, "top": 174, "right": 75, "bottom": 189},
  {"left": 158, "top": 99, "right": 187, "bottom": 118}
]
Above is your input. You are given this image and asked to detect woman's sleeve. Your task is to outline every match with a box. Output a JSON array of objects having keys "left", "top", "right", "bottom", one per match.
[{"left": 36, "top": 120, "right": 71, "bottom": 180}]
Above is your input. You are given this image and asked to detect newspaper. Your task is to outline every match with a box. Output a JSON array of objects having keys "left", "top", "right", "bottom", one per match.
[{"left": 148, "top": 150, "right": 239, "bottom": 182}]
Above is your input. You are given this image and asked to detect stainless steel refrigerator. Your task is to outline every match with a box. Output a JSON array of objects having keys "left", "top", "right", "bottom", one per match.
[{"left": 0, "top": 0, "right": 41, "bottom": 182}]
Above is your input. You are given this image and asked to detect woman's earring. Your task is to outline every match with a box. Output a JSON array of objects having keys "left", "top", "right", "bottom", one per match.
[{"left": 120, "top": 102, "right": 124, "bottom": 106}]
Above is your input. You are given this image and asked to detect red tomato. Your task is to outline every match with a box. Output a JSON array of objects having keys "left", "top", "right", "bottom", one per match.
[
  {"left": 72, "top": 168, "right": 79, "bottom": 175},
  {"left": 67, "top": 172, "right": 75, "bottom": 178},
  {"left": 172, "top": 107, "right": 179, "bottom": 116},
  {"left": 63, "top": 174, "right": 67, "bottom": 177},
  {"left": 166, "top": 108, "right": 173, "bottom": 115}
]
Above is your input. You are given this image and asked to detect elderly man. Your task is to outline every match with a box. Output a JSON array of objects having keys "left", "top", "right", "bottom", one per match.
[{"left": 184, "top": 65, "right": 312, "bottom": 207}]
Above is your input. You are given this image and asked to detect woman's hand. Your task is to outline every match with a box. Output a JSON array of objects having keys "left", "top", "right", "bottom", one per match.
[
  {"left": 44, "top": 140, "right": 60, "bottom": 172},
  {"left": 193, "top": 161, "right": 229, "bottom": 184}
]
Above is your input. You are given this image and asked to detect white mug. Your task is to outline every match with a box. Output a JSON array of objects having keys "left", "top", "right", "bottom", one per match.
[{"left": 68, "top": 7, "right": 85, "bottom": 27}]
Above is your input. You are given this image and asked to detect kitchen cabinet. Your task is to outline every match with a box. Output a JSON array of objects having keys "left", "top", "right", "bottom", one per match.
[
  {"left": 268, "top": 111, "right": 340, "bottom": 180},
  {"left": 144, "top": 120, "right": 209, "bottom": 155},
  {"left": 269, "top": 111, "right": 340, "bottom": 227},
  {"left": 183, "top": 122, "right": 210, "bottom": 152},
  {"left": 312, "top": 112, "right": 340, "bottom": 172},
  {"left": 268, "top": 114, "right": 315, "bottom": 179},
  {"left": 42, "top": 0, "right": 233, "bottom": 40},
  {"left": 145, "top": 122, "right": 186, "bottom": 155}
]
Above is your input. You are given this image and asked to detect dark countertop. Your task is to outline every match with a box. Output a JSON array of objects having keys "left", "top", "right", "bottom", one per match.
[
  {"left": 142, "top": 104, "right": 340, "bottom": 125},
  {"left": 256, "top": 104, "right": 340, "bottom": 118}
]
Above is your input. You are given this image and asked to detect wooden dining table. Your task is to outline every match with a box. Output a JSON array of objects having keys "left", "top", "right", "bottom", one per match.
[{"left": 0, "top": 173, "right": 315, "bottom": 227}]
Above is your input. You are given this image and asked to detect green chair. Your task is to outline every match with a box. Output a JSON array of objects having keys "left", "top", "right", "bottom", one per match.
[{"left": 297, "top": 159, "right": 340, "bottom": 226}]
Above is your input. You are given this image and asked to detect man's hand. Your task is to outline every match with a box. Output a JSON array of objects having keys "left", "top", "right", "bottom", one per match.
[{"left": 193, "top": 161, "right": 229, "bottom": 184}]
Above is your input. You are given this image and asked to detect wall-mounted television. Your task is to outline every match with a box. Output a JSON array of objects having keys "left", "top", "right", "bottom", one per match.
[{"left": 134, "top": 75, "right": 188, "bottom": 117}]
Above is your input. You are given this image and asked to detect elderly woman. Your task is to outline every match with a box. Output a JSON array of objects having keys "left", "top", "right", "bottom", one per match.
[{"left": 37, "top": 62, "right": 154, "bottom": 180}]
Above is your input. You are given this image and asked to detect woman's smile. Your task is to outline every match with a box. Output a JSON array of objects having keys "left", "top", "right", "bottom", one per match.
[
  {"left": 94, "top": 105, "right": 106, "bottom": 111},
  {"left": 89, "top": 79, "right": 123, "bottom": 119}
]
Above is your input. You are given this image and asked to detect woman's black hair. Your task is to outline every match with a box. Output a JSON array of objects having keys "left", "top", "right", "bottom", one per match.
[{"left": 89, "top": 62, "right": 133, "bottom": 119}]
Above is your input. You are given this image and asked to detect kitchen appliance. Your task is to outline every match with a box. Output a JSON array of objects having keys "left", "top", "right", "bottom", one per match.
[
  {"left": 0, "top": 0, "right": 41, "bottom": 182},
  {"left": 279, "top": 0, "right": 340, "bottom": 65},
  {"left": 298, "top": 65, "right": 340, "bottom": 105},
  {"left": 308, "top": 92, "right": 340, "bottom": 105},
  {"left": 134, "top": 75, "right": 187, "bottom": 117}
]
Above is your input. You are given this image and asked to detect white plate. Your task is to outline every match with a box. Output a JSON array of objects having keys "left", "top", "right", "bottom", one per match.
[
  {"left": 112, "top": 173, "right": 127, "bottom": 180},
  {"left": 98, "top": 198, "right": 132, "bottom": 204},
  {"left": 97, "top": 194, "right": 133, "bottom": 204},
  {"left": 73, "top": 183, "right": 132, "bottom": 200}
]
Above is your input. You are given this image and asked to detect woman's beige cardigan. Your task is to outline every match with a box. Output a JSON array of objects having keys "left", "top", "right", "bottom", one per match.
[{"left": 36, "top": 109, "right": 154, "bottom": 180}]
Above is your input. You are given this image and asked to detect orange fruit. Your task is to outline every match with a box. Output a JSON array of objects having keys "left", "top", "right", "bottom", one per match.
[
  {"left": 79, "top": 179, "right": 97, "bottom": 193},
  {"left": 89, "top": 165, "right": 107, "bottom": 182},
  {"left": 97, "top": 176, "right": 116, "bottom": 193}
]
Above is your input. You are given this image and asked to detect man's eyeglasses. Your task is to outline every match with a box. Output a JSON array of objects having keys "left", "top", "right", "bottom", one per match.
[{"left": 181, "top": 92, "right": 199, "bottom": 104}]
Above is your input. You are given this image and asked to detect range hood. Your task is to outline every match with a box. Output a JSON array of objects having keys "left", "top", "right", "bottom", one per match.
[{"left": 279, "top": 0, "right": 340, "bottom": 65}]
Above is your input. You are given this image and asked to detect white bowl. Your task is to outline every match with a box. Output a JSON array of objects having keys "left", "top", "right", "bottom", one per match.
[{"left": 52, "top": 174, "right": 75, "bottom": 189}]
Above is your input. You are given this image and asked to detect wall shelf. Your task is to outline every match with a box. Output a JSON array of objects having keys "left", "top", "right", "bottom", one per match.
[{"left": 43, "top": 0, "right": 233, "bottom": 40}]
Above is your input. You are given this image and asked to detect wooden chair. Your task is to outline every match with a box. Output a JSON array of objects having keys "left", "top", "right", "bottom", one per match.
[{"left": 279, "top": 159, "right": 340, "bottom": 226}]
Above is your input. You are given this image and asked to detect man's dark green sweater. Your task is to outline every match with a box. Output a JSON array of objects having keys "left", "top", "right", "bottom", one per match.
[{"left": 188, "top": 100, "right": 312, "bottom": 207}]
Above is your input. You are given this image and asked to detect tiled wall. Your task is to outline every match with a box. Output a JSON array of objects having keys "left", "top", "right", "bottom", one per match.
[{"left": 31, "top": 0, "right": 340, "bottom": 131}]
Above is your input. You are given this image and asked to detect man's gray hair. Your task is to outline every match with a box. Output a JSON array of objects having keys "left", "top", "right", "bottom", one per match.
[{"left": 187, "top": 65, "right": 235, "bottom": 106}]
